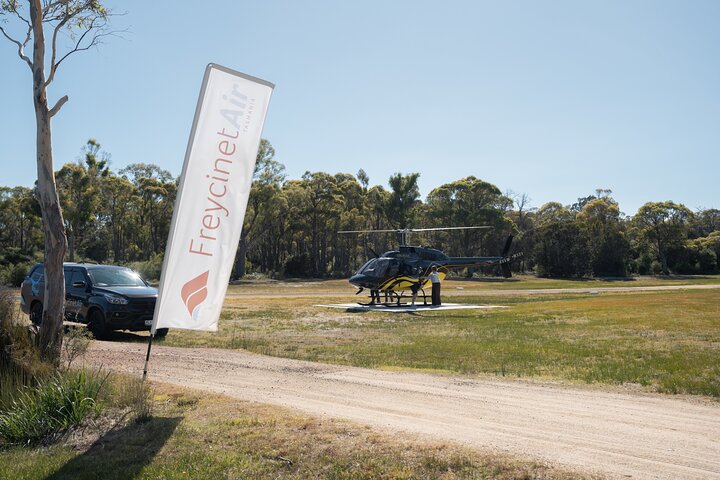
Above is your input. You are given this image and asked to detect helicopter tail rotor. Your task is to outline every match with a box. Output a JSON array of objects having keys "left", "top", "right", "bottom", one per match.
[
  {"left": 499, "top": 235, "right": 523, "bottom": 278},
  {"left": 499, "top": 235, "right": 515, "bottom": 278}
]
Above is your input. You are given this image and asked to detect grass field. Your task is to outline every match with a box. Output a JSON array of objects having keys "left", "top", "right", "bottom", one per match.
[
  {"left": 3, "top": 277, "right": 717, "bottom": 479},
  {"left": 0, "top": 382, "right": 598, "bottom": 480},
  {"left": 163, "top": 278, "right": 720, "bottom": 398}
]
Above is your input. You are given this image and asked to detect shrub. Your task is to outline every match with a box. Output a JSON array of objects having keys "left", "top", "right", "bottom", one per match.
[
  {"left": 0, "top": 263, "right": 31, "bottom": 287},
  {"left": 0, "top": 369, "right": 105, "bottom": 445},
  {"left": 61, "top": 327, "right": 91, "bottom": 372},
  {"left": 0, "top": 289, "right": 50, "bottom": 410},
  {"left": 284, "top": 253, "right": 311, "bottom": 277},
  {"left": 126, "top": 253, "right": 164, "bottom": 282}
]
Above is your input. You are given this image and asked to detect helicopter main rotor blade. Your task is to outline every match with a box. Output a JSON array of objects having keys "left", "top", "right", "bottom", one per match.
[
  {"left": 338, "top": 226, "right": 492, "bottom": 234},
  {"left": 337, "top": 229, "right": 399, "bottom": 234},
  {"left": 407, "top": 226, "right": 492, "bottom": 232}
]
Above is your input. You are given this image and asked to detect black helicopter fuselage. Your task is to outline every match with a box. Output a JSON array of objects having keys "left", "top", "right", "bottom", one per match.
[{"left": 348, "top": 245, "right": 507, "bottom": 292}]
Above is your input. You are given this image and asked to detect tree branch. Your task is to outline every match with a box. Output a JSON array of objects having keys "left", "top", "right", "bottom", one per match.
[
  {"left": 9, "top": 5, "right": 33, "bottom": 31},
  {"left": 46, "top": 17, "right": 118, "bottom": 87},
  {"left": 0, "top": 24, "right": 33, "bottom": 69},
  {"left": 45, "top": 13, "right": 72, "bottom": 86},
  {"left": 48, "top": 95, "right": 68, "bottom": 118}
]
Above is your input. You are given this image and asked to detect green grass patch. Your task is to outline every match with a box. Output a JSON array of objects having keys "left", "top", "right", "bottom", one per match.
[
  {"left": 443, "top": 273, "right": 720, "bottom": 290},
  {"left": 166, "top": 287, "right": 720, "bottom": 397},
  {"left": 0, "top": 369, "right": 105, "bottom": 445}
]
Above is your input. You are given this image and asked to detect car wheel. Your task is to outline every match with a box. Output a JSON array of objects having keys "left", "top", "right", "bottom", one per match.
[
  {"left": 30, "top": 302, "right": 43, "bottom": 326},
  {"left": 89, "top": 309, "right": 109, "bottom": 340},
  {"left": 155, "top": 328, "right": 169, "bottom": 339}
]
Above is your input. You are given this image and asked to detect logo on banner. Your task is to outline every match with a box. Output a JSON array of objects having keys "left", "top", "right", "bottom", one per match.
[{"left": 180, "top": 271, "right": 209, "bottom": 318}]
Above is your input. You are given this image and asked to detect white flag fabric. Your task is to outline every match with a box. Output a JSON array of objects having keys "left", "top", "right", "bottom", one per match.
[{"left": 152, "top": 64, "right": 273, "bottom": 332}]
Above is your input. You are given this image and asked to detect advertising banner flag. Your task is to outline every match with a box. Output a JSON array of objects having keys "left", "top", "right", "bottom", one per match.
[{"left": 152, "top": 64, "right": 273, "bottom": 332}]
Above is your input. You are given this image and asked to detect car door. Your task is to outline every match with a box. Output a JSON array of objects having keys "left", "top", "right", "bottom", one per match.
[
  {"left": 64, "top": 268, "right": 87, "bottom": 321},
  {"left": 28, "top": 264, "right": 45, "bottom": 300}
]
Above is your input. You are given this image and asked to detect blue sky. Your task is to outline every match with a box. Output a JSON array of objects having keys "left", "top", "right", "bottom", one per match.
[{"left": 1, "top": 0, "right": 718, "bottom": 215}]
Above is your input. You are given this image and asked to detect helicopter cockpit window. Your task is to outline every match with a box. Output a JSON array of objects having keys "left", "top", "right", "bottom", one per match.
[
  {"left": 358, "top": 260, "right": 374, "bottom": 273},
  {"left": 358, "top": 258, "right": 389, "bottom": 277}
]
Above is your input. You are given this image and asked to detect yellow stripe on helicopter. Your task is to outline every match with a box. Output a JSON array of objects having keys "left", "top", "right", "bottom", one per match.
[{"left": 378, "top": 272, "right": 447, "bottom": 291}]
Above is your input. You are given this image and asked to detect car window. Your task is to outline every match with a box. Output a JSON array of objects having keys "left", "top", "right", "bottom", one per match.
[
  {"left": 64, "top": 269, "right": 74, "bottom": 289},
  {"left": 67, "top": 270, "right": 86, "bottom": 289},
  {"left": 30, "top": 265, "right": 44, "bottom": 283},
  {"left": 87, "top": 267, "right": 146, "bottom": 287},
  {"left": 73, "top": 271, "right": 86, "bottom": 286}
]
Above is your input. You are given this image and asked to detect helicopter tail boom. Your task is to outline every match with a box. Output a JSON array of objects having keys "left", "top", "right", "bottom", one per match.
[{"left": 441, "top": 235, "right": 518, "bottom": 277}]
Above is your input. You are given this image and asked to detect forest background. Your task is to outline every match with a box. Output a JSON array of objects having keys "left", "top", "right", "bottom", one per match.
[{"left": 1, "top": 138, "right": 719, "bottom": 286}]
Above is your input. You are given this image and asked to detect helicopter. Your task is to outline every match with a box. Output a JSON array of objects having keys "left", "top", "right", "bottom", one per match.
[{"left": 338, "top": 226, "right": 521, "bottom": 306}]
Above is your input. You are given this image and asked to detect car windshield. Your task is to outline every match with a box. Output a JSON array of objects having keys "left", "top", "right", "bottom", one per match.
[{"left": 87, "top": 267, "right": 147, "bottom": 287}]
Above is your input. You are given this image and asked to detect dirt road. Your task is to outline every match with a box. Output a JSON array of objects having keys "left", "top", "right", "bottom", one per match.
[{"left": 87, "top": 342, "right": 720, "bottom": 479}]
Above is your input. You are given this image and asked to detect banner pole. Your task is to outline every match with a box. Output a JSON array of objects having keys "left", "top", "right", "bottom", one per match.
[{"left": 142, "top": 333, "right": 154, "bottom": 381}]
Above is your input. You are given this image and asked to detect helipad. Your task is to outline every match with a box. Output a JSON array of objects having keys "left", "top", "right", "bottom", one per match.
[{"left": 315, "top": 303, "right": 508, "bottom": 313}]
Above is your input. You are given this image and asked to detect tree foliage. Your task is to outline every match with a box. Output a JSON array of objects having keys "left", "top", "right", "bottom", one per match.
[
  {"left": 1, "top": 141, "right": 719, "bottom": 282},
  {"left": 633, "top": 201, "right": 693, "bottom": 275},
  {"left": 534, "top": 221, "right": 592, "bottom": 278}
]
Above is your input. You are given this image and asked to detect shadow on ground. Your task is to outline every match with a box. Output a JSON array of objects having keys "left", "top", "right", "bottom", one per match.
[
  {"left": 99, "top": 330, "right": 153, "bottom": 343},
  {"left": 47, "top": 416, "right": 181, "bottom": 480},
  {"left": 92, "top": 330, "right": 174, "bottom": 344},
  {"left": 446, "top": 276, "right": 521, "bottom": 283}
]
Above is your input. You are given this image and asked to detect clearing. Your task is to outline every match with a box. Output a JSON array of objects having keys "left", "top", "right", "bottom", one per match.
[{"left": 86, "top": 341, "right": 720, "bottom": 480}]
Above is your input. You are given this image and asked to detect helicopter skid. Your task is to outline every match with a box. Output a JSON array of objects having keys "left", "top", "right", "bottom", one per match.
[{"left": 361, "top": 290, "right": 430, "bottom": 307}]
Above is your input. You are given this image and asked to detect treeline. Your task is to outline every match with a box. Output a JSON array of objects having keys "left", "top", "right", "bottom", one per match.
[{"left": 1, "top": 139, "right": 719, "bottom": 284}]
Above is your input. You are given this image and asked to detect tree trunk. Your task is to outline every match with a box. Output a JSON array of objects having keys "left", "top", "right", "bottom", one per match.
[
  {"left": 67, "top": 226, "right": 75, "bottom": 262},
  {"left": 235, "top": 228, "right": 247, "bottom": 278},
  {"left": 31, "top": 0, "right": 67, "bottom": 364},
  {"left": 658, "top": 245, "right": 670, "bottom": 276}
]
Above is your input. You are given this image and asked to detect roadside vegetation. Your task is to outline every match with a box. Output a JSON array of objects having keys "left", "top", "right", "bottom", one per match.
[
  {"left": 164, "top": 282, "right": 720, "bottom": 398},
  {"left": 0, "top": 290, "right": 50, "bottom": 409},
  {"left": 0, "top": 382, "right": 600, "bottom": 480},
  {"left": 0, "top": 290, "right": 150, "bottom": 449}
]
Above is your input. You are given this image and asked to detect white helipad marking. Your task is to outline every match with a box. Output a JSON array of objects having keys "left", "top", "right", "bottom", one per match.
[{"left": 315, "top": 303, "right": 508, "bottom": 312}]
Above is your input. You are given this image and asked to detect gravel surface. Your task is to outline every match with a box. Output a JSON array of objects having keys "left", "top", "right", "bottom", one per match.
[{"left": 86, "top": 341, "right": 720, "bottom": 480}]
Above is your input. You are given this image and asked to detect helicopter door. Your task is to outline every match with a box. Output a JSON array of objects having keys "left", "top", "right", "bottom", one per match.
[{"left": 388, "top": 259, "right": 400, "bottom": 276}]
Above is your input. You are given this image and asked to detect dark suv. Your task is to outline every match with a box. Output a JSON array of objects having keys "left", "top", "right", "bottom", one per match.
[{"left": 20, "top": 263, "right": 167, "bottom": 339}]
